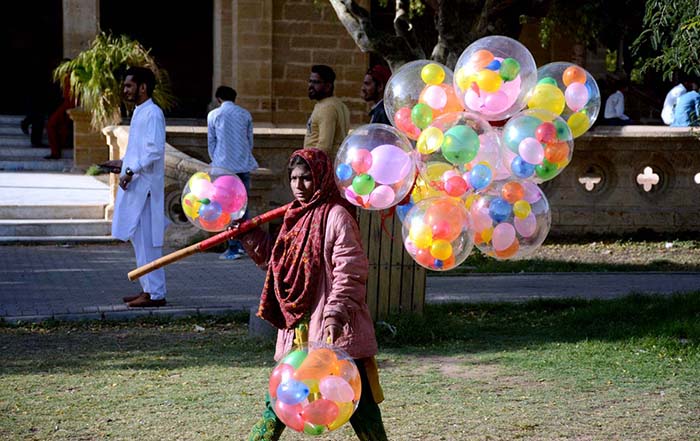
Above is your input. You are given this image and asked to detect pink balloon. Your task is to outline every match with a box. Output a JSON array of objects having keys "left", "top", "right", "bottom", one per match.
[
  {"left": 269, "top": 363, "right": 295, "bottom": 398},
  {"left": 483, "top": 90, "right": 510, "bottom": 113},
  {"left": 319, "top": 376, "right": 354, "bottom": 402},
  {"left": 522, "top": 181, "right": 542, "bottom": 203},
  {"left": 474, "top": 132, "right": 502, "bottom": 168},
  {"left": 274, "top": 401, "right": 305, "bottom": 432},
  {"left": 403, "top": 237, "right": 418, "bottom": 255},
  {"left": 492, "top": 222, "right": 516, "bottom": 251},
  {"left": 565, "top": 82, "right": 589, "bottom": 112},
  {"left": 422, "top": 85, "right": 448, "bottom": 110},
  {"left": 514, "top": 212, "right": 537, "bottom": 237},
  {"left": 518, "top": 137, "right": 544, "bottom": 165},
  {"left": 190, "top": 179, "right": 215, "bottom": 200},
  {"left": 301, "top": 399, "right": 339, "bottom": 426},
  {"left": 344, "top": 188, "right": 366, "bottom": 207},
  {"left": 442, "top": 169, "right": 461, "bottom": 181},
  {"left": 350, "top": 148, "right": 373, "bottom": 174},
  {"left": 470, "top": 204, "right": 493, "bottom": 232},
  {"left": 368, "top": 185, "right": 396, "bottom": 209},
  {"left": 367, "top": 144, "right": 412, "bottom": 185},
  {"left": 213, "top": 175, "right": 246, "bottom": 213}
]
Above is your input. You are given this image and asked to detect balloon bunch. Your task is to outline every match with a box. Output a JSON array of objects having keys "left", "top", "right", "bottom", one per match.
[
  {"left": 181, "top": 168, "right": 247, "bottom": 232},
  {"left": 269, "top": 342, "right": 362, "bottom": 436}
]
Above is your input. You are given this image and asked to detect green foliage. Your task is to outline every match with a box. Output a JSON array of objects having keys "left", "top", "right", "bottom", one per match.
[
  {"left": 53, "top": 32, "right": 176, "bottom": 130},
  {"left": 631, "top": 0, "right": 700, "bottom": 81}
]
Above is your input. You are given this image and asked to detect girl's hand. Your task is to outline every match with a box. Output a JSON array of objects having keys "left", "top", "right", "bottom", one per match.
[{"left": 324, "top": 324, "right": 341, "bottom": 344}]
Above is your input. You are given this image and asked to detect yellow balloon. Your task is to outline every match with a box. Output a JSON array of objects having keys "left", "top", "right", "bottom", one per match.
[
  {"left": 187, "top": 171, "right": 210, "bottom": 188},
  {"left": 409, "top": 222, "right": 433, "bottom": 249},
  {"left": 182, "top": 193, "right": 201, "bottom": 219},
  {"left": 425, "top": 162, "right": 453, "bottom": 182},
  {"left": 464, "top": 193, "right": 477, "bottom": 210},
  {"left": 328, "top": 402, "right": 355, "bottom": 431},
  {"left": 430, "top": 239, "right": 453, "bottom": 260},
  {"left": 476, "top": 69, "right": 502, "bottom": 93},
  {"left": 513, "top": 200, "right": 532, "bottom": 219},
  {"left": 421, "top": 63, "right": 446, "bottom": 85},
  {"left": 455, "top": 68, "right": 475, "bottom": 90},
  {"left": 527, "top": 84, "right": 566, "bottom": 115},
  {"left": 568, "top": 111, "right": 590, "bottom": 137},
  {"left": 481, "top": 226, "right": 493, "bottom": 243},
  {"left": 417, "top": 127, "right": 445, "bottom": 154}
]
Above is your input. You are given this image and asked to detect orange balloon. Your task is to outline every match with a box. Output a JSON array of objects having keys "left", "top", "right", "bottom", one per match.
[
  {"left": 495, "top": 239, "right": 520, "bottom": 259},
  {"left": 419, "top": 83, "right": 464, "bottom": 119},
  {"left": 501, "top": 182, "right": 525, "bottom": 204},
  {"left": 544, "top": 142, "right": 570, "bottom": 164},
  {"left": 562, "top": 66, "right": 586, "bottom": 86},
  {"left": 424, "top": 199, "right": 468, "bottom": 242},
  {"left": 470, "top": 50, "right": 495, "bottom": 70},
  {"left": 441, "top": 254, "right": 456, "bottom": 270},
  {"left": 293, "top": 348, "right": 339, "bottom": 381},
  {"left": 198, "top": 211, "right": 232, "bottom": 231},
  {"left": 336, "top": 360, "right": 362, "bottom": 401}
]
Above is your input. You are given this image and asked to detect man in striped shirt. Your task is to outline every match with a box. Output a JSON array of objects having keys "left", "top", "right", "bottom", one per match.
[{"left": 207, "top": 86, "right": 258, "bottom": 260}]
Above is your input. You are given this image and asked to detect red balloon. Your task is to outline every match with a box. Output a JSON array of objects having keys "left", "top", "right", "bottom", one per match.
[
  {"left": 444, "top": 176, "right": 468, "bottom": 197},
  {"left": 301, "top": 399, "right": 339, "bottom": 426},
  {"left": 275, "top": 401, "right": 305, "bottom": 432},
  {"left": 535, "top": 122, "right": 557, "bottom": 143},
  {"left": 269, "top": 363, "right": 295, "bottom": 398},
  {"left": 394, "top": 107, "right": 421, "bottom": 140},
  {"left": 415, "top": 248, "right": 435, "bottom": 268}
]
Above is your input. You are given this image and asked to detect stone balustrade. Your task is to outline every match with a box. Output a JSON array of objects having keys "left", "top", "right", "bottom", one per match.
[{"left": 102, "top": 124, "right": 700, "bottom": 245}]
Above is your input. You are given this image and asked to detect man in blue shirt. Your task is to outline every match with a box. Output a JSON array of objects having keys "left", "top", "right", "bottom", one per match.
[
  {"left": 670, "top": 84, "right": 700, "bottom": 127},
  {"left": 207, "top": 86, "right": 258, "bottom": 260}
]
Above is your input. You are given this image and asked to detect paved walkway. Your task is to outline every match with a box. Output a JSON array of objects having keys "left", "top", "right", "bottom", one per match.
[{"left": 1, "top": 243, "right": 699, "bottom": 323}]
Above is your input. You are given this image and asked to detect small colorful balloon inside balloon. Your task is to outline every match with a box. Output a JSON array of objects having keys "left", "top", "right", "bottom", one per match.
[{"left": 181, "top": 167, "right": 248, "bottom": 232}]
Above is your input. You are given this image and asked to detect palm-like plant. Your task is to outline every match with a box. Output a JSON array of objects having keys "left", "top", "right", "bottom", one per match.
[{"left": 53, "top": 32, "right": 176, "bottom": 130}]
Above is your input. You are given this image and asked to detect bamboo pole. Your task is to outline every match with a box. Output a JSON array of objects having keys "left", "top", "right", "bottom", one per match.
[{"left": 127, "top": 202, "right": 292, "bottom": 281}]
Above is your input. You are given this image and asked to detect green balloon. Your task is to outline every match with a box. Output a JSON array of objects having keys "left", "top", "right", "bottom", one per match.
[
  {"left": 442, "top": 126, "right": 479, "bottom": 165},
  {"left": 499, "top": 58, "right": 521, "bottom": 81},
  {"left": 535, "top": 159, "right": 559, "bottom": 181},
  {"left": 304, "top": 424, "right": 325, "bottom": 435},
  {"left": 553, "top": 119, "right": 571, "bottom": 141},
  {"left": 281, "top": 350, "right": 307, "bottom": 369},
  {"left": 200, "top": 198, "right": 211, "bottom": 205},
  {"left": 537, "top": 77, "right": 558, "bottom": 87},
  {"left": 411, "top": 103, "right": 433, "bottom": 129},
  {"left": 352, "top": 173, "right": 376, "bottom": 195}
]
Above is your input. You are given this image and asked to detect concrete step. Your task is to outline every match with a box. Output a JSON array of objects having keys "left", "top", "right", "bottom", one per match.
[
  {"left": 0, "top": 126, "right": 27, "bottom": 136},
  {"left": 0, "top": 159, "right": 73, "bottom": 172},
  {"left": 0, "top": 219, "right": 112, "bottom": 236},
  {"left": 0, "top": 136, "right": 33, "bottom": 147},
  {"left": 0, "top": 147, "right": 74, "bottom": 159},
  {"left": 0, "top": 115, "right": 23, "bottom": 125},
  {"left": 0, "top": 205, "right": 106, "bottom": 220},
  {"left": 0, "top": 235, "right": 119, "bottom": 244}
]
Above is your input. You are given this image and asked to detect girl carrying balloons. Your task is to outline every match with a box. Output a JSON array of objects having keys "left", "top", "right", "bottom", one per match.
[{"left": 239, "top": 148, "right": 388, "bottom": 440}]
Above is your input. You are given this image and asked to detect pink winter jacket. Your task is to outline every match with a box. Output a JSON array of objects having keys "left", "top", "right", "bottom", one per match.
[{"left": 240, "top": 204, "right": 379, "bottom": 361}]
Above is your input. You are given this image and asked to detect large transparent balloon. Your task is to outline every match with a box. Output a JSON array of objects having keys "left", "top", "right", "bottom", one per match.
[
  {"left": 501, "top": 109, "right": 574, "bottom": 182},
  {"left": 454, "top": 35, "right": 537, "bottom": 121},
  {"left": 469, "top": 179, "right": 550, "bottom": 259},
  {"left": 269, "top": 341, "right": 361, "bottom": 435},
  {"left": 416, "top": 111, "right": 502, "bottom": 199},
  {"left": 335, "top": 124, "right": 416, "bottom": 210},
  {"left": 384, "top": 60, "right": 463, "bottom": 140},
  {"left": 181, "top": 167, "right": 247, "bottom": 232},
  {"left": 529, "top": 62, "right": 601, "bottom": 138},
  {"left": 402, "top": 196, "right": 474, "bottom": 271}
]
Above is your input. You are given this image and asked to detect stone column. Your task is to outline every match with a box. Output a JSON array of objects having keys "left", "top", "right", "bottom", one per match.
[{"left": 62, "top": 0, "right": 100, "bottom": 58}]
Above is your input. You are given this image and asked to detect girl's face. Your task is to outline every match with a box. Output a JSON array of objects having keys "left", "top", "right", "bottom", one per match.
[{"left": 290, "top": 164, "right": 314, "bottom": 203}]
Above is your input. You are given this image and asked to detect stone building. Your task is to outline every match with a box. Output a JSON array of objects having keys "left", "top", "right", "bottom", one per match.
[{"left": 3, "top": 0, "right": 370, "bottom": 126}]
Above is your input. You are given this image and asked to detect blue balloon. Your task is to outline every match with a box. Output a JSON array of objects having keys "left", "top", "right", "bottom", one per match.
[
  {"left": 511, "top": 156, "right": 535, "bottom": 179},
  {"left": 489, "top": 197, "right": 512, "bottom": 222},
  {"left": 276, "top": 379, "right": 309, "bottom": 405},
  {"left": 503, "top": 116, "right": 541, "bottom": 153},
  {"left": 469, "top": 164, "right": 492, "bottom": 190},
  {"left": 396, "top": 201, "right": 413, "bottom": 222},
  {"left": 336, "top": 163, "right": 352, "bottom": 181},
  {"left": 433, "top": 259, "right": 444, "bottom": 269},
  {"left": 198, "top": 200, "right": 223, "bottom": 221},
  {"left": 486, "top": 59, "right": 501, "bottom": 71}
]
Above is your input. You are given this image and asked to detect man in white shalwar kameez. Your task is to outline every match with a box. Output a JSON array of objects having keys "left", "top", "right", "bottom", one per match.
[{"left": 103, "top": 67, "right": 167, "bottom": 307}]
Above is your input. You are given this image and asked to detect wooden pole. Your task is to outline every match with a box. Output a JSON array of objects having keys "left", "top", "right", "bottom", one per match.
[{"left": 127, "top": 202, "right": 292, "bottom": 281}]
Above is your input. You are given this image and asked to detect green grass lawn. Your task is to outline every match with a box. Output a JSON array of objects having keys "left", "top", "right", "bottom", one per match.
[{"left": 1, "top": 293, "right": 699, "bottom": 440}]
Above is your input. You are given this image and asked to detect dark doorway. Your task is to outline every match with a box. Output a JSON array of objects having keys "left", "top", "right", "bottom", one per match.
[
  {"left": 0, "top": 0, "right": 63, "bottom": 115},
  {"left": 100, "top": 1, "right": 213, "bottom": 119}
]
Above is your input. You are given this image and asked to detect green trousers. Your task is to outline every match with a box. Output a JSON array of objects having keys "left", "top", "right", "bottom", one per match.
[{"left": 248, "top": 358, "right": 388, "bottom": 441}]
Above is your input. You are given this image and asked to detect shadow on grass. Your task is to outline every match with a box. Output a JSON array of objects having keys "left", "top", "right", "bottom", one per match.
[
  {"left": 1, "top": 293, "right": 699, "bottom": 374},
  {"left": 444, "top": 254, "right": 700, "bottom": 275}
]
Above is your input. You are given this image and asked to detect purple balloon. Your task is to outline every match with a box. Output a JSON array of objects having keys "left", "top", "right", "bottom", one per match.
[
  {"left": 367, "top": 144, "right": 413, "bottom": 185},
  {"left": 368, "top": 185, "right": 396, "bottom": 209},
  {"left": 565, "top": 82, "right": 589, "bottom": 112}
]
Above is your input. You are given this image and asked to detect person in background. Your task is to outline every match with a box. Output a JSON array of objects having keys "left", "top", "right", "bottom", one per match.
[
  {"left": 361, "top": 65, "right": 392, "bottom": 125},
  {"left": 102, "top": 67, "right": 168, "bottom": 308},
  {"left": 662, "top": 74, "right": 698, "bottom": 125},
  {"left": 45, "top": 58, "right": 76, "bottom": 159},
  {"left": 603, "top": 78, "right": 633, "bottom": 126},
  {"left": 670, "top": 82, "right": 700, "bottom": 127},
  {"left": 303, "top": 65, "right": 350, "bottom": 160},
  {"left": 207, "top": 85, "right": 258, "bottom": 260},
  {"left": 241, "top": 148, "right": 388, "bottom": 441}
]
